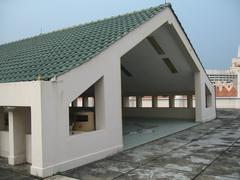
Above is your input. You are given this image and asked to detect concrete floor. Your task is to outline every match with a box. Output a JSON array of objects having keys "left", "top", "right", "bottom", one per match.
[
  {"left": 123, "top": 118, "right": 197, "bottom": 149},
  {"left": 1, "top": 109, "right": 240, "bottom": 180}
]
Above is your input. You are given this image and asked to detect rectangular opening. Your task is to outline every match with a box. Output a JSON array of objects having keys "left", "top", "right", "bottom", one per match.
[
  {"left": 147, "top": 36, "right": 165, "bottom": 55},
  {"left": 162, "top": 58, "right": 178, "bottom": 73},
  {"left": 174, "top": 95, "right": 187, "bottom": 108},
  {"left": 72, "top": 111, "right": 95, "bottom": 132},
  {"left": 69, "top": 78, "right": 105, "bottom": 135},
  {"left": 129, "top": 96, "right": 136, "bottom": 107},
  {"left": 142, "top": 96, "right": 152, "bottom": 107},
  {"left": 192, "top": 95, "right": 196, "bottom": 108},
  {"left": 69, "top": 85, "right": 96, "bottom": 135},
  {"left": 157, "top": 96, "right": 169, "bottom": 107}
]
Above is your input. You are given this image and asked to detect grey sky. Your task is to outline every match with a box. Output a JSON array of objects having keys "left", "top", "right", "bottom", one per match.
[{"left": 0, "top": 0, "right": 239, "bottom": 69}]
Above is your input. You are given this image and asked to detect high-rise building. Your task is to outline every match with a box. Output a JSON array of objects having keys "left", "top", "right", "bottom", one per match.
[{"left": 207, "top": 47, "right": 240, "bottom": 97}]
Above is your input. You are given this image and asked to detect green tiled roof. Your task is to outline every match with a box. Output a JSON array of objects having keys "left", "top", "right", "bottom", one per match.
[{"left": 0, "top": 3, "right": 170, "bottom": 83}]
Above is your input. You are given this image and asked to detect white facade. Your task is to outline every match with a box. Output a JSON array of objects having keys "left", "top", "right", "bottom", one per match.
[
  {"left": 207, "top": 69, "right": 237, "bottom": 84},
  {"left": 0, "top": 6, "right": 216, "bottom": 178}
]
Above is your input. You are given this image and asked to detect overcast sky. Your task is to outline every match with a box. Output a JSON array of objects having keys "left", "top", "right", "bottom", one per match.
[{"left": 0, "top": 0, "right": 239, "bottom": 69}]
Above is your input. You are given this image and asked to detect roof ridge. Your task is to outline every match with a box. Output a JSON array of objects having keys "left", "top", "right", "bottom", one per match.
[{"left": 0, "top": 3, "right": 171, "bottom": 48}]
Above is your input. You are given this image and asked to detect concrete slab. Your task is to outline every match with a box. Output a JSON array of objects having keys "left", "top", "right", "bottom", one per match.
[
  {"left": 109, "top": 138, "right": 187, "bottom": 165},
  {"left": 0, "top": 157, "right": 31, "bottom": 177},
  {"left": 61, "top": 159, "right": 138, "bottom": 180},
  {"left": 192, "top": 133, "right": 237, "bottom": 146},
  {"left": 123, "top": 118, "right": 197, "bottom": 149},
  {"left": 195, "top": 175, "right": 239, "bottom": 180},
  {"left": 171, "top": 142, "right": 228, "bottom": 158},
  {"left": 202, "top": 157, "right": 240, "bottom": 179},
  {"left": 224, "top": 146, "right": 240, "bottom": 156},
  {"left": 114, "top": 165, "right": 195, "bottom": 180},
  {"left": 1, "top": 109, "right": 240, "bottom": 180},
  {"left": 108, "top": 147, "right": 159, "bottom": 165},
  {"left": 45, "top": 175, "right": 78, "bottom": 180},
  {"left": 148, "top": 154, "right": 207, "bottom": 174},
  {"left": 0, "top": 167, "right": 38, "bottom": 180}
]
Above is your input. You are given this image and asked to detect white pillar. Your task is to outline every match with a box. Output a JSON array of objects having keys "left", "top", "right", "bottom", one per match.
[
  {"left": 136, "top": 96, "right": 142, "bottom": 108},
  {"left": 0, "top": 107, "right": 4, "bottom": 130},
  {"left": 195, "top": 72, "right": 204, "bottom": 122},
  {"left": 169, "top": 95, "right": 175, "bottom": 108},
  {"left": 83, "top": 97, "right": 89, "bottom": 107},
  {"left": 187, "top": 95, "right": 193, "bottom": 108},
  {"left": 8, "top": 107, "right": 27, "bottom": 165},
  {"left": 152, "top": 96, "right": 158, "bottom": 108},
  {"left": 122, "top": 97, "right": 129, "bottom": 107}
]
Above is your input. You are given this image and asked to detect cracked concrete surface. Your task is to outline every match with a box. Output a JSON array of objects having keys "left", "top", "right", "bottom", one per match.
[{"left": 1, "top": 109, "right": 240, "bottom": 180}]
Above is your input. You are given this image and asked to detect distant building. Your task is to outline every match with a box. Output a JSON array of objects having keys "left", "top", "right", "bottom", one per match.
[
  {"left": 207, "top": 47, "right": 240, "bottom": 108},
  {"left": 207, "top": 69, "right": 238, "bottom": 97}
]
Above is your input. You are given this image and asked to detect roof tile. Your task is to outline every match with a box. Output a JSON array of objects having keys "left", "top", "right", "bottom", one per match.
[{"left": 0, "top": 3, "right": 170, "bottom": 83}]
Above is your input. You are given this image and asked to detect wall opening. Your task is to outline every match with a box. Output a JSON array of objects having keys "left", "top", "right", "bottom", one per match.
[
  {"left": 157, "top": 96, "right": 169, "bottom": 107},
  {"left": 129, "top": 96, "right": 136, "bottom": 107},
  {"left": 192, "top": 95, "right": 196, "bottom": 108},
  {"left": 120, "top": 26, "right": 197, "bottom": 149},
  {"left": 142, "top": 96, "right": 152, "bottom": 107},
  {"left": 174, "top": 95, "right": 187, "bottom": 108},
  {"left": 69, "top": 85, "right": 96, "bottom": 135},
  {"left": 0, "top": 107, "right": 32, "bottom": 165},
  {"left": 69, "top": 78, "right": 105, "bottom": 135}
]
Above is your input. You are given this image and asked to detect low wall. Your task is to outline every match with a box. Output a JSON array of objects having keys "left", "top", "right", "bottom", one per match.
[
  {"left": 0, "top": 131, "right": 9, "bottom": 158},
  {"left": 216, "top": 98, "right": 240, "bottom": 109},
  {"left": 0, "top": 131, "right": 32, "bottom": 163},
  {"left": 122, "top": 108, "right": 195, "bottom": 120}
]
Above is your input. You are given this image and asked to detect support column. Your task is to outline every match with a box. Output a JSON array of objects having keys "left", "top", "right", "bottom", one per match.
[
  {"left": 136, "top": 96, "right": 142, "bottom": 108},
  {"left": 122, "top": 97, "right": 129, "bottom": 108},
  {"left": 187, "top": 95, "right": 193, "bottom": 108},
  {"left": 83, "top": 97, "right": 89, "bottom": 107},
  {"left": 0, "top": 107, "right": 4, "bottom": 130},
  {"left": 195, "top": 72, "right": 204, "bottom": 122},
  {"left": 152, "top": 96, "right": 158, "bottom": 108},
  {"left": 169, "top": 95, "right": 175, "bottom": 108},
  {"left": 8, "top": 107, "right": 27, "bottom": 165}
]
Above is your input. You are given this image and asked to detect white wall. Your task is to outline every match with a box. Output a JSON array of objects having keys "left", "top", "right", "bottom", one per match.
[
  {"left": 216, "top": 98, "right": 240, "bottom": 108},
  {"left": 0, "top": 81, "right": 43, "bottom": 175},
  {"left": 123, "top": 108, "right": 195, "bottom": 120},
  {"left": 195, "top": 71, "right": 216, "bottom": 122},
  {"left": 35, "top": 48, "right": 123, "bottom": 177},
  {"left": 0, "top": 132, "right": 31, "bottom": 163},
  {"left": 0, "top": 131, "right": 9, "bottom": 158}
]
